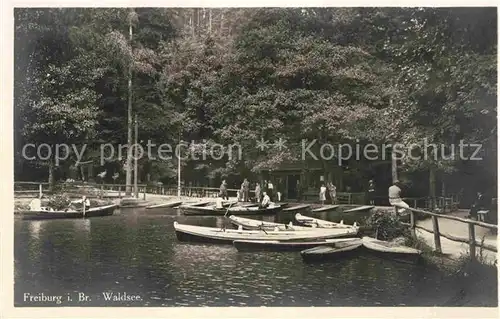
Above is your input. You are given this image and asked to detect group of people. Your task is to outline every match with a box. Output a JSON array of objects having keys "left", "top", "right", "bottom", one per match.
[
  {"left": 319, "top": 182, "right": 337, "bottom": 205},
  {"left": 219, "top": 179, "right": 274, "bottom": 208}
]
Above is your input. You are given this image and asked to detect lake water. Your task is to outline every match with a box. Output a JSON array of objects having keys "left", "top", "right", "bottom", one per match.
[{"left": 14, "top": 207, "right": 497, "bottom": 307}]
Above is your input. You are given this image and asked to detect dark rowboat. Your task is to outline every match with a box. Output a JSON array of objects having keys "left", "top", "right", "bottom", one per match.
[
  {"left": 17, "top": 204, "right": 118, "bottom": 220},
  {"left": 311, "top": 205, "right": 340, "bottom": 213},
  {"left": 361, "top": 236, "right": 422, "bottom": 264},
  {"left": 282, "top": 204, "right": 311, "bottom": 212},
  {"left": 300, "top": 241, "right": 363, "bottom": 263},
  {"left": 233, "top": 238, "right": 361, "bottom": 252},
  {"left": 181, "top": 203, "right": 282, "bottom": 216},
  {"left": 343, "top": 205, "right": 374, "bottom": 213},
  {"left": 145, "top": 200, "right": 183, "bottom": 209}
]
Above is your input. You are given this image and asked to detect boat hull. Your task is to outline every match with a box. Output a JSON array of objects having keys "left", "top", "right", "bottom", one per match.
[
  {"left": 300, "top": 242, "right": 363, "bottom": 263},
  {"left": 228, "top": 215, "right": 312, "bottom": 231},
  {"left": 181, "top": 204, "right": 282, "bottom": 216},
  {"left": 18, "top": 204, "right": 118, "bottom": 220},
  {"left": 311, "top": 205, "right": 340, "bottom": 213},
  {"left": 233, "top": 238, "right": 361, "bottom": 252},
  {"left": 361, "top": 237, "right": 422, "bottom": 265},
  {"left": 145, "top": 200, "right": 183, "bottom": 209},
  {"left": 295, "top": 213, "right": 357, "bottom": 229},
  {"left": 174, "top": 222, "right": 359, "bottom": 245}
]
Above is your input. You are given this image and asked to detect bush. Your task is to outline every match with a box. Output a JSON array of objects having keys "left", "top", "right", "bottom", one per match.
[
  {"left": 47, "top": 194, "right": 71, "bottom": 210},
  {"left": 365, "top": 210, "right": 409, "bottom": 240}
]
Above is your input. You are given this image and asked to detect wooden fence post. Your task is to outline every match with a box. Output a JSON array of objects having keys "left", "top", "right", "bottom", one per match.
[
  {"left": 118, "top": 186, "right": 122, "bottom": 199},
  {"left": 431, "top": 215, "right": 442, "bottom": 253},
  {"left": 469, "top": 223, "right": 476, "bottom": 261},
  {"left": 410, "top": 210, "right": 416, "bottom": 239},
  {"left": 143, "top": 187, "right": 146, "bottom": 200}
]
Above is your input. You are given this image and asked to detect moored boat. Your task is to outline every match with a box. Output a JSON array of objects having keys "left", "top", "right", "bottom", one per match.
[
  {"left": 181, "top": 203, "right": 282, "bottom": 216},
  {"left": 295, "top": 213, "right": 358, "bottom": 229},
  {"left": 173, "top": 221, "right": 359, "bottom": 244},
  {"left": 233, "top": 237, "right": 361, "bottom": 252},
  {"left": 343, "top": 205, "right": 375, "bottom": 213},
  {"left": 282, "top": 204, "right": 311, "bottom": 212},
  {"left": 228, "top": 215, "right": 312, "bottom": 231},
  {"left": 145, "top": 200, "right": 183, "bottom": 209},
  {"left": 300, "top": 241, "right": 363, "bottom": 263},
  {"left": 18, "top": 204, "right": 118, "bottom": 220},
  {"left": 361, "top": 236, "right": 422, "bottom": 264},
  {"left": 311, "top": 205, "right": 340, "bottom": 213},
  {"left": 180, "top": 200, "right": 212, "bottom": 208}
]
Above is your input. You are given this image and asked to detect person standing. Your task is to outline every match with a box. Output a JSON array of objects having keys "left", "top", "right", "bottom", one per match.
[
  {"left": 267, "top": 180, "right": 274, "bottom": 201},
  {"left": 368, "top": 179, "right": 375, "bottom": 205},
  {"left": 328, "top": 182, "right": 337, "bottom": 205},
  {"left": 219, "top": 180, "right": 228, "bottom": 200},
  {"left": 254, "top": 182, "right": 262, "bottom": 203},
  {"left": 296, "top": 180, "right": 302, "bottom": 202},
  {"left": 319, "top": 183, "right": 327, "bottom": 205},
  {"left": 388, "top": 180, "right": 409, "bottom": 215},
  {"left": 468, "top": 191, "right": 488, "bottom": 220},
  {"left": 241, "top": 178, "right": 250, "bottom": 202}
]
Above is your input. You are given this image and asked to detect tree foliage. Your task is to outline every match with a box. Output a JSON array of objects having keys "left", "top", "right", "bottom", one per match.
[{"left": 14, "top": 7, "right": 497, "bottom": 195}]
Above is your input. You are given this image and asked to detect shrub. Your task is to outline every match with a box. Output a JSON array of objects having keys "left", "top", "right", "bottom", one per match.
[
  {"left": 47, "top": 194, "right": 71, "bottom": 210},
  {"left": 365, "top": 210, "right": 409, "bottom": 240}
]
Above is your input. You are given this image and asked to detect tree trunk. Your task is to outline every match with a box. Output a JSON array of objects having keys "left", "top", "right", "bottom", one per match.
[
  {"left": 88, "top": 164, "right": 94, "bottom": 182},
  {"left": 125, "top": 9, "right": 134, "bottom": 196},
  {"left": 429, "top": 166, "right": 436, "bottom": 210},
  {"left": 208, "top": 9, "right": 212, "bottom": 34},
  {"left": 391, "top": 148, "right": 398, "bottom": 183},
  {"left": 80, "top": 165, "right": 85, "bottom": 181},
  {"left": 48, "top": 158, "right": 54, "bottom": 191}
]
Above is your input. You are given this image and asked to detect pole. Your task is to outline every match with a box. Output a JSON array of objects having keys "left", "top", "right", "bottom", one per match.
[
  {"left": 125, "top": 8, "right": 134, "bottom": 196},
  {"left": 134, "top": 114, "right": 138, "bottom": 198},
  {"left": 177, "top": 130, "right": 181, "bottom": 198}
]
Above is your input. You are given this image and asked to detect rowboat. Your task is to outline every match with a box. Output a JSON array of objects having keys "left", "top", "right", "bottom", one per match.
[
  {"left": 361, "top": 236, "right": 422, "bottom": 264},
  {"left": 180, "top": 200, "right": 212, "bottom": 207},
  {"left": 174, "top": 221, "right": 359, "bottom": 244},
  {"left": 17, "top": 204, "right": 118, "bottom": 220},
  {"left": 343, "top": 205, "right": 375, "bottom": 213},
  {"left": 295, "top": 213, "right": 358, "bottom": 229},
  {"left": 300, "top": 241, "right": 363, "bottom": 263},
  {"left": 233, "top": 238, "right": 361, "bottom": 252},
  {"left": 282, "top": 204, "right": 311, "bottom": 212},
  {"left": 311, "top": 205, "right": 340, "bottom": 213},
  {"left": 181, "top": 203, "right": 282, "bottom": 216},
  {"left": 145, "top": 200, "right": 183, "bottom": 209},
  {"left": 228, "top": 215, "right": 313, "bottom": 231}
]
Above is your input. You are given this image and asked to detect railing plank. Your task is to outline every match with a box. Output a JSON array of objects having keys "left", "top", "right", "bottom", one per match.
[{"left": 407, "top": 207, "right": 497, "bottom": 230}]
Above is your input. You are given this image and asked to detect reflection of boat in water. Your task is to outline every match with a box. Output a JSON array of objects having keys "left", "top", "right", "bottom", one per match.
[
  {"left": 72, "top": 218, "right": 91, "bottom": 235},
  {"left": 171, "top": 242, "right": 238, "bottom": 271},
  {"left": 27, "top": 220, "right": 43, "bottom": 240}
]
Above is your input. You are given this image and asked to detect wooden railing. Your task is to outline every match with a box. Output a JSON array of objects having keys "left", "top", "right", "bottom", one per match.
[{"left": 402, "top": 206, "right": 498, "bottom": 260}]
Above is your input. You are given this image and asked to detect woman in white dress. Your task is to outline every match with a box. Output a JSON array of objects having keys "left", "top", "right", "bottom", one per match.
[{"left": 319, "top": 184, "right": 327, "bottom": 205}]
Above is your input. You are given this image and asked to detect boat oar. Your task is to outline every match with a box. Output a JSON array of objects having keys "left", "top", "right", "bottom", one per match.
[
  {"left": 258, "top": 224, "right": 268, "bottom": 235},
  {"left": 221, "top": 202, "right": 235, "bottom": 232}
]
